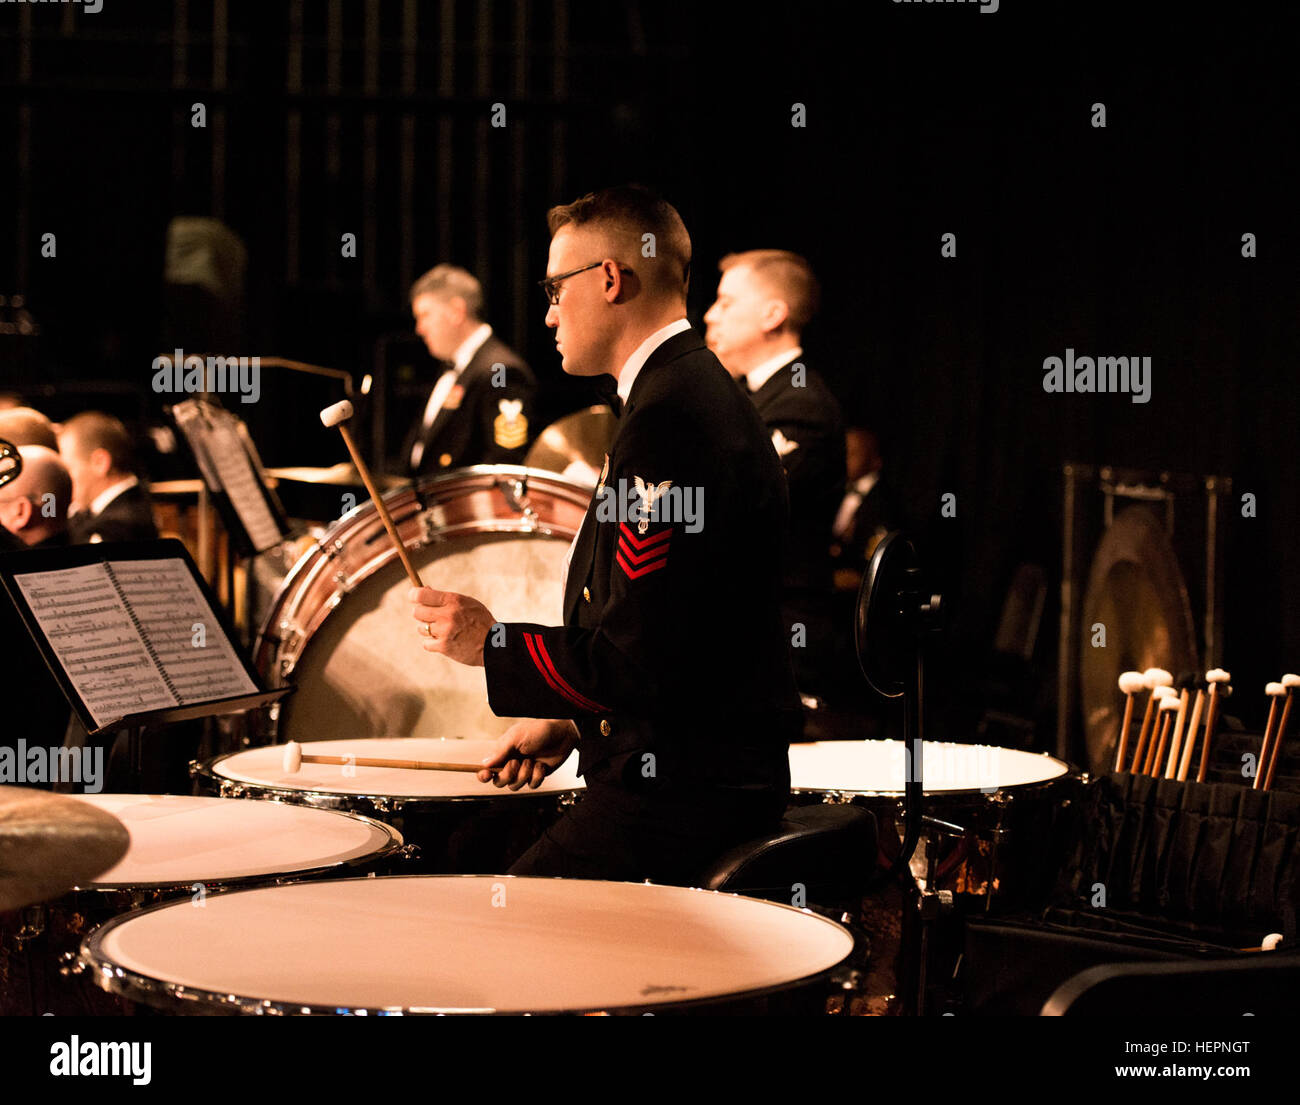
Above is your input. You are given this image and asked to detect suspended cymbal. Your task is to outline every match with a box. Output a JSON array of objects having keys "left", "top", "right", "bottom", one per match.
[
  {"left": 0, "top": 786, "right": 130, "bottom": 911},
  {"left": 524, "top": 406, "right": 618, "bottom": 485},
  {"left": 267, "top": 463, "right": 405, "bottom": 490},
  {"left": 1080, "top": 505, "right": 1199, "bottom": 775}
]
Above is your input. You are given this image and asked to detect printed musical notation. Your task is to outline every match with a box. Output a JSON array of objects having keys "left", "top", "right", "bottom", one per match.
[{"left": 12, "top": 558, "right": 257, "bottom": 730}]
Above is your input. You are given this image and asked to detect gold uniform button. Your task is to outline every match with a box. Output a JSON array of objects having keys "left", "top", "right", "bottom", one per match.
[
  {"left": 599, "top": 719, "right": 611, "bottom": 736},
  {"left": 439, "top": 453, "right": 452, "bottom": 467},
  {"left": 583, "top": 586, "right": 591, "bottom": 603}
]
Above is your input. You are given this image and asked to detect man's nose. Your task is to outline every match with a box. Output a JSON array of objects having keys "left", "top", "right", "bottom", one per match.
[{"left": 545, "top": 304, "right": 558, "bottom": 328}]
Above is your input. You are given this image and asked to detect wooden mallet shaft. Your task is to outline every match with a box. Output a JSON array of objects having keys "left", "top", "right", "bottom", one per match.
[
  {"left": 281, "top": 741, "right": 491, "bottom": 775},
  {"left": 1198, "top": 671, "right": 1231, "bottom": 783},
  {"left": 1262, "top": 678, "right": 1299, "bottom": 791},
  {"left": 1146, "top": 708, "right": 1173, "bottom": 775},
  {"left": 1161, "top": 689, "right": 1190, "bottom": 778},
  {"left": 1254, "top": 684, "right": 1285, "bottom": 791},
  {"left": 320, "top": 399, "right": 422, "bottom": 589},
  {"left": 1114, "top": 671, "right": 1145, "bottom": 773},
  {"left": 1176, "top": 689, "right": 1206, "bottom": 782}
]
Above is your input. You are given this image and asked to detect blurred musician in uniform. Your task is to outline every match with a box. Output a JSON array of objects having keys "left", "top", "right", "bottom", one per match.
[
  {"left": 830, "top": 425, "right": 895, "bottom": 583},
  {"left": 59, "top": 412, "right": 159, "bottom": 545},
  {"left": 703, "top": 250, "right": 844, "bottom": 702},
  {"left": 408, "top": 186, "right": 800, "bottom": 884},
  {"left": 403, "top": 264, "right": 538, "bottom": 476},
  {"left": 0, "top": 445, "right": 73, "bottom": 549}
]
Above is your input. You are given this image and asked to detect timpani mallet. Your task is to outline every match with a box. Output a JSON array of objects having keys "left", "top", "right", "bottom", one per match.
[
  {"left": 1160, "top": 687, "right": 1191, "bottom": 779},
  {"left": 1149, "top": 695, "right": 1179, "bottom": 776},
  {"left": 1114, "top": 671, "right": 1147, "bottom": 773},
  {"left": 320, "top": 399, "right": 422, "bottom": 589},
  {"left": 1142, "top": 685, "right": 1177, "bottom": 774},
  {"left": 281, "top": 740, "right": 491, "bottom": 775},
  {"left": 1197, "top": 669, "right": 1232, "bottom": 783},
  {"left": 1262, "top": 673, "right": 1300, "bottom": 792},
  {"left": 1130, "top": 668, "right": 1173, "bottom": 772},
  {"left": 1254, "top": 681, "right": 1287, "bottom": 791},
  {"left": 1176, "top": 684, "right": 1207, "bottom": 782}
]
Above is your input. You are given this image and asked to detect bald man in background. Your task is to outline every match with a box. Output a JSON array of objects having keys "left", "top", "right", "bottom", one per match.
[
  {"left": 0, "top": 406, "right": 58, "bottom": 451},
  {"left": 0, "top": 445, "right": 72, "bottom": 549}
]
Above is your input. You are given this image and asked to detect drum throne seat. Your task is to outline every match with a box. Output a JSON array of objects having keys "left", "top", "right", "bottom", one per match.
[{"left": 694, "top": 803, "right": 876, "bottom": 908}]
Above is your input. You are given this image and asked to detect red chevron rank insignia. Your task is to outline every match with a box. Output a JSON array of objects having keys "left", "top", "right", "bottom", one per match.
[{"left": 616, "top": 521, "right": 671, "bottom": 579}]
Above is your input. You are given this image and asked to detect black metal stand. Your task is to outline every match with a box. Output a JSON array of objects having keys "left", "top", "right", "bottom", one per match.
[{"left": 855, "top": 532, "right": 945, "bottom": 1014}]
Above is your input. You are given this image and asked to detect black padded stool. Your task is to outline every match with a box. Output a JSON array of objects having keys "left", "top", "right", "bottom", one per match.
[{"left": 695, "top": 803, "right": 877, "bottom": 909}]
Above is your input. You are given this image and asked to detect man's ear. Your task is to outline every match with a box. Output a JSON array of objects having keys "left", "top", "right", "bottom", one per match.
[
  {"left": 603, "top": 260, "right": 634, "bottom": 304},
  {"left": 11, "top": 496, "right": 32, "bottom": 531},
  {"left": 90, "top": 447, "right": 112, "bottom": 477},
  {"left": 761, "top": 298, "right": 790, "bottom": 334}
]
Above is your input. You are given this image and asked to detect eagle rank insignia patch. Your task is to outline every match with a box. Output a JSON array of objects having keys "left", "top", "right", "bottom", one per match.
[
  {"left": 494, "top": 398, "right": 528, "bottom": 449},
  {"left": 616, "top": 475, "right": 673, "bottom": 581}
]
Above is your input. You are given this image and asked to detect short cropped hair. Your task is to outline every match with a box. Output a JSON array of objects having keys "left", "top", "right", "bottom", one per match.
[
  {"left": 408, "top": 264, "right": 485, "bottom": 320},
  {"left": 62, "top": 411, "right": 136, "bottom": 474},
  {"left": 547, "top": 184, "right": 692, "bottom": 297},
  {"left": 0, "top": 407, "right": 58, "bottom": 451},
  {"left": 718, "top": 249, "right": 821, "bottom": 332}
]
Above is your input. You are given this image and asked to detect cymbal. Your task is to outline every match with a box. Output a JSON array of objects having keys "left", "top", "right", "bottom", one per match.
[
  {"left": 267, "top": 463, "right": 405, "bottom": 490},
  {"left": 0, "top": 786, "right": 130, "bottom": 911},
  {"left": 524, "top": 406, "right": 618, "bottom": 483}
]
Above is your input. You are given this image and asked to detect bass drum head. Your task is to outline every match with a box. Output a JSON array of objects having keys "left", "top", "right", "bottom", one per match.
[{"left": 258, "top": 468, "right": 590, "bottom": 743}]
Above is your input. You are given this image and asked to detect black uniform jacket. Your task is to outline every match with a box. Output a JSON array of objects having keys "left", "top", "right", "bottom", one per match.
[
  {"left": 404, "top": 336, "right": 538, "bottom": 476},
  {"left": 483, "top": 328, "right": 801, "bottom": 790},
  {"left": 748, "top": 359, "right": 845, "bottom": 594},
  {"left": 69, "top": 483, "right": 159, "bottom": 545}
]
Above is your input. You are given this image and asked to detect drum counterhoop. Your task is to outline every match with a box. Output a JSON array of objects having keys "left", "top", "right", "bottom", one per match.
[{"left": 253, "top": 466, "right": 592, "bottom": 745}]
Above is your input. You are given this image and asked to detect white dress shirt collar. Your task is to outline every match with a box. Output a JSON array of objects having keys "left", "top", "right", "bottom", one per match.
[
  {"left": 744, "top": 345, "right": 802, "bottom": 394},
  {"left": 616, "top": 318, "right": 693, "bottom": 403},
  {"left": 452, "top": 323, "right": 493, "bottom": 374},
  {"left": 89, "top": 474, "right": 139, "bottom": 516}
]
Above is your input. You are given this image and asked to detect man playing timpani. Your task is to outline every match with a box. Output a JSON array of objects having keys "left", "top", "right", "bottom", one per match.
[{"left": 408, "top": 185, "right": 801, "bottom": 883}]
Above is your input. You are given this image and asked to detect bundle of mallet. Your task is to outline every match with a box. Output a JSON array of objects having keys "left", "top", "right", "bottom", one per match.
[{"left": 1113, "top": 668, "right": 1298, "bottom": 788}]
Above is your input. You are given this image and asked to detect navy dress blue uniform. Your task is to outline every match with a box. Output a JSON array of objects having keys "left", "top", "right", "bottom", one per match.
[
  {"left": 748, "top": 358, "right": 845, "bottom": 699},
  {"left": 404, "top": 336, "right": 537, "bottom": 476},
  {"left": 68, "top": 484, "right": 159, "bottom": 545},
  {"left": 483, "top": 327, "right": 800, "bottom": 884}
]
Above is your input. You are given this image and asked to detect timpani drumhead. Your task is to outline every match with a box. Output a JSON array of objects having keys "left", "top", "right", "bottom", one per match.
[
  {"left": 83, "top": 876, "right": 854, "bottom": 1014},
  {"left": 208, "top": 738, "right": 583, "bottom": 800},
  {"left": 70, "top": 795, "right": 401, "bottom": 888},
  {"left": 789, "top": 740, "right": 1070, "bottom": 795}
]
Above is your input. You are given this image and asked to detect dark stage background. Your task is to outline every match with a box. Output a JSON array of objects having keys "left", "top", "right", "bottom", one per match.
[{"left": 1, "top": 2, "right": 1295, "bottom": 756}]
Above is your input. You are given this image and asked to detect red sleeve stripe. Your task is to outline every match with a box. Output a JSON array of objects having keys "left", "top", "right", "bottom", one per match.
[
  {"left": 617, "top": 535, "right": 671, "bottom": 566},
  {"left": 619, "top": 522, "right": 673, "bottom": 551},
  {"left": 524, "top": 631, "right": 608, "bottom": 713},
  {"left": 616, "top": 550, "right": 669, "bottom": 579}
]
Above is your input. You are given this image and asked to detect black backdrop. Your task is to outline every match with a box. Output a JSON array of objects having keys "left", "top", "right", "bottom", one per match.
[{"left": 1, "top": 2, "right": 1295, "bottom": 745}]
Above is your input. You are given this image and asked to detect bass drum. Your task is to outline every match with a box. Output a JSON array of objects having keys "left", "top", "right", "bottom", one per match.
[{"left": 254, "top": 466, "right": 592, "bottom": 744}]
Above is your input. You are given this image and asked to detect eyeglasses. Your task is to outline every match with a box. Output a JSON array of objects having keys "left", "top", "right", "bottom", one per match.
[{"left": 538, "top": 261, "right": 630, "bottom": 305}]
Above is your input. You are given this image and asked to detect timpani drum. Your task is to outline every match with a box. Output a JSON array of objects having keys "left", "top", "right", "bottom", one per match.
[
  {"left": 77, "top": 876, "right": 856, "bottom": 1015},
  {"left": 1, "top": 795, "right": 404, "bottom": 1015},
  {"left": 192, "top": 737, "right": 584, "bottom": 874},
  {"left": 788, "top": 740, "right": 1081, "bottom": 911},
  {"left": 253, "top": 466, "right": 591, "bottom": 745}
]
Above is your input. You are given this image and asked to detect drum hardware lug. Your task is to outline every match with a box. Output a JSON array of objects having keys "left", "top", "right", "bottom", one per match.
[
  {"left": 372, "top": 796, "right": 393, "bottom": 813},
  {"left": 328, "top": 586, "right": 347, "bottom": 604},
  {"left": 917, "top": 889, "right": 954, "bottom": 919},
  {"left": 14, "top": 905, "right": 46, "bottom": 944},
  {"left": 58, "top": 951, "right": 85, "bottom": 977},
  {"left": 501, "top": 477, "right": 539, "bottom": 531},
  {"left": 418, "top": 507, "right": 447, "bottom": 544},
  {"left": 824, "top": 790, "right": 856, "bottom": 805},
  {"left": 399, "top": 844, "right": 421, "bottom": 863},
  {"left": 558, "top": 792, "right": 581, "bottom": 811}
]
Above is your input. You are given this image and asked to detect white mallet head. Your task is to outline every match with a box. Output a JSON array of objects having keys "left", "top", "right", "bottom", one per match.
[
  {"left": 1283, "top": 674, "right": 1300, "bottom": 690},
  {"left": 1206, "top": 668, "right": 1230, "bottom": 684},
  {"left": 1119, "top": 671, "right": 1147, "bottom": 695},
  {"left": 282, "top": 740, "right": 303, "bottom": 774},
  {"left": 1153, "top": 685, "right": 1178, "bottom": 701},
  {"left": 1144, "top": 668, "right": 1173, "bottom": 689},
  {"left": 1266, "top": 681, "right": 1286, "bottom": 697},
  {"left": 1159, "top": 695, "right": 1180, "bottom": 712},
  {"left": 1262, "top": 933, "right": 1284, "bottom": 951},
  {"left": 320, "top": 400, "right": 355, "bottom": 428}
]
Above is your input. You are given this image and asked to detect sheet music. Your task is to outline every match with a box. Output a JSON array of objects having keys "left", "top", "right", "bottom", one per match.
[
  {"left": 11, "top": 563, "right": 174, "bottom": 729},
  {"left": 112, "top": 558, "right": 257, "bottom": 704},
  {"left": 11, "top": 558, "right": 259, "bottom": 730},
  {"left": 204, "top": 418, "right": 283, "bottom": 551}
]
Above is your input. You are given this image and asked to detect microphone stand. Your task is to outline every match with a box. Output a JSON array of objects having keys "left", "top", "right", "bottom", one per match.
[{"left": 856, "top": 532, "right": 945, "bottom": 1014}]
